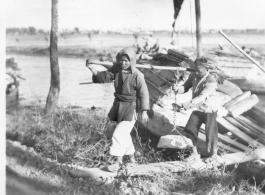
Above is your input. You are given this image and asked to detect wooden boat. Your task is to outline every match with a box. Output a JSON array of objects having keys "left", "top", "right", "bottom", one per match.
[
  {"left": 6, "top": 58, "right": 20, "bottom": 110},
  {"left": 80, "top": 54, "right": 265, "bottom": 181},
  {"left": 212, "top": 51, "right": 265, "bottom": 94},
  {"left": 134, "top": 51, "right": 265, "bottom": 180}
]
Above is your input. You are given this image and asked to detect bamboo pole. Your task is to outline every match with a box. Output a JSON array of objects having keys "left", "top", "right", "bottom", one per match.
[
  {"left": 195, "top": 0, "right": 202, "bottom": 58},
  {"left": 219, "top": 30, "right": 265, "bottom": 74},
  {"left": 88, "top": 60, "right": 194, "bottom": 71}
]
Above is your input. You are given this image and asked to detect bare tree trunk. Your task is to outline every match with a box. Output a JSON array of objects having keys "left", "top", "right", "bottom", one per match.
[
  {"left": 195, "top": 0, "right": 202, "bottom": 58},
  {"left": 45, "top": 0, "right": 60, "bottom": 114}
]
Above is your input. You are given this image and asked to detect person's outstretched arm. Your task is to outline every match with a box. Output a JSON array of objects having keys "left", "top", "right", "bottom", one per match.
[
  {"left": 86, "top": 59, "right": 115, "bottom": 83},
  {"left": 86, "top": 59, "right": 98, "bottom": 75}
]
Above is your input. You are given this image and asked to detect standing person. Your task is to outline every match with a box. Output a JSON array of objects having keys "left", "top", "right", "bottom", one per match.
[
  {"left": 142, "top": 34, "right": 155, "bottom": 52},
  {"left": 173, "top": 57, "right": 220, "bottom": 162},
  {"left": 86, "top": 47, "right": 149, "bottom": 172}
]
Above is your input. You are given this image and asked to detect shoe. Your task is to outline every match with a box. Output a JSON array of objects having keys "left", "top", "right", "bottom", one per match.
[
  {"left": 106, "top": 163, "right": 120, "bottom": 172},
  {"left": 129, "top": 155, "right": 137, "bottom": 163},
  {"left": 204, "top": 154, "right": 219, "bottom": 164}
]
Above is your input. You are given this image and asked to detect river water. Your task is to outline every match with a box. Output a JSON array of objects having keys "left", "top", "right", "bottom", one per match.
[
  {"left": 7, "top": 54, "right": 265, "bottom": 112},
  {"left": 7, "top": 54, "right": 115, "bottom": 111}
]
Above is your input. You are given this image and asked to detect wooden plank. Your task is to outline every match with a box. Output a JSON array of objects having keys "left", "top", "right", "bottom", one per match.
[
  {"left": 225, "top": 117, "right": 265, "bottom": 146},
  {"left": 236, "top": 116, "right": 265, "bottom": 137},
  {"left": 217, "top": 133, "right": 249, "bottom": 151},
  {"left": 141, "top": 69, "right": 172, "bottom": 93},
  {"left": 170, "top": 49, "right": 189, "bottom": 58},
  {"left": 197, "top": 131, "right": 240, "bottom": 153},
  {"left": 244, "top": 106, "right": 265, "bottom": 128},
  {"left": 200, "top": 125, "right": 246, "bottom": 152},
  {"left": 217, "top": 64, "right": 252, "bottom": 68},
  {"left": 145, "top": 81, "right": 165, "bottom": 101},
  {"left": 228, "top": 94, "right": 259, "bottom": 118},
  {"left": 69, "top": 148, "right": 265, "bottom": 179},
  {"left": 89, "top": 60, "right": 193, "bottom": 71},
  {"left": 221, "top": 148, "right": 265, "bottom": 166},
  {"left": 235, "top": 116, "right": 265, "bottom": 143},
  {"left": 217, "top": 117, "right": 258, "bottom": 145},
  {"left": 199, "top": 127, "right": 248, "bottom": 151},
  {"left": 223, "top": 91, "right": 251, "bottom": 109}
]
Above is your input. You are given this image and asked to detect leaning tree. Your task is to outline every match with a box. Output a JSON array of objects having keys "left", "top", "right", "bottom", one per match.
[{"left": 45, "top": 0, "right": 60, "bottom": 113}]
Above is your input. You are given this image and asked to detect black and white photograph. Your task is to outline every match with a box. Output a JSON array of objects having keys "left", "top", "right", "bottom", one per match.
[{"left": 4, "top": 0, "right": 265, "bottom": 194}]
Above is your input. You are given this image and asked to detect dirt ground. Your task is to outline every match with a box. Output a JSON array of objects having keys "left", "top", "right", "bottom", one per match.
[{"left": 6, "top": 175, "right": 46, "bottom": 195}]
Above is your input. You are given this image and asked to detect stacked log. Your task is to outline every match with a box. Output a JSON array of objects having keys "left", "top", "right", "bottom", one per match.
[
  {"left": 228, "top": 94, "right": 259, "bottom": 118},
  {"left": 221, "top": 91, "right": 259, "bottom": 118},
  {"left": 223, "top": 91, "right": 251, "bottom": 109}
]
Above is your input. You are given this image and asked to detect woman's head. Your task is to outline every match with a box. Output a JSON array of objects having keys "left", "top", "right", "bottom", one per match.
[
  {"left": 116, "top": 47, "right": 137, "bottom": 72},
  {"left": 119, "top": 55, "right": 130, "bottom": 70}
]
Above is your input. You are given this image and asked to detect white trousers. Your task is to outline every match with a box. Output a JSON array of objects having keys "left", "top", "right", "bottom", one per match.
[{"left": 109, "top": 120, "right": 136, "bottom": 156}]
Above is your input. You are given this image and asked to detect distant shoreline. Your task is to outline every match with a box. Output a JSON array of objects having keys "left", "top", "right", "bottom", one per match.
[
  {"left": 6, "top": 46, "right": 120, "bottom": 60},
  {"left": 6, "top": 33, "right": 265, "bottom": 60}
]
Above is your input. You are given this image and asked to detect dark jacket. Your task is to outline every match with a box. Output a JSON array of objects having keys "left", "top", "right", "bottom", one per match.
[{"left": 93, "top": 47, "right": 149, "bottom": 122}]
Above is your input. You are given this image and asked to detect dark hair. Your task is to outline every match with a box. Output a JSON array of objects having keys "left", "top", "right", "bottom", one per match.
[
  {"left": 195, "top": 56, "right": 209, "bottom": 68},
  {"left": 195, "top": 56, "right": 208, "bottom": 63}
]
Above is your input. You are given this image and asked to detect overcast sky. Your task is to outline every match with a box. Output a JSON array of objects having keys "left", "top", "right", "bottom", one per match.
[{"left": 6, "top": 0, "right": 265, "bottom": 31}]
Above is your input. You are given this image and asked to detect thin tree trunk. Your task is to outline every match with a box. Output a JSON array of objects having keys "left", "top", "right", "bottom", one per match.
[
  {"left": 45, "top": 0, "right": 60, "bottom": 113},
  {"left": 195, "top": 0, "right": 202, "bottom": 58}
]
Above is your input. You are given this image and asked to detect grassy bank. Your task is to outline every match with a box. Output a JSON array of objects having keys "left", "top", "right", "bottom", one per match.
[{"left": 6, "top": 104, "right": 265, "bottom": 194}]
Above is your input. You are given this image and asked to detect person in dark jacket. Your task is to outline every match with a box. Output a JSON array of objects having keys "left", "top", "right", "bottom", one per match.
[
  {"left": 173, "top": 56, "right": 219, "bottom": 163},
  {"left": 86, "top": 47, "right": 149, "bottom": 171}
]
